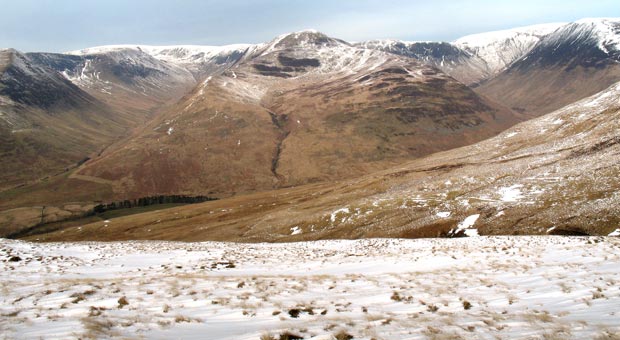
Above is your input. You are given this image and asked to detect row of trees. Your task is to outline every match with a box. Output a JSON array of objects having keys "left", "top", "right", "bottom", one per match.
[{"left": 92, "top": 195, "right": 216, "bottom": 214}]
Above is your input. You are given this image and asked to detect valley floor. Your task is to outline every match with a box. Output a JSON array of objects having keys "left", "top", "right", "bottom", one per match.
[{"left": 1, "top": 236, "right": 619, "bottom": 339}]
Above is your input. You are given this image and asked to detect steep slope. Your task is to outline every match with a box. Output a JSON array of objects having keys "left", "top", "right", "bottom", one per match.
[
  {"left": 359, "top": 23, "right": 562, "bottom": 85},
  {"left": 32, "top": 79, "right": 620, "bottom": 242},
  {"left": 31, "top": 48, "right": 197, "bottom": 116},
  {"left": 20, "top": 45, "right": 255, "bottom": 135},
  {"left": 0, "top": 49, "right": 129, "bottom": 189},
  {"left": 71, "top": 30, "right": 522, "bottom": 199},
  {"left": 454, "top": 23, "right": 563, "bottom": 80},
  {"left": 477, "top": 18, "right": 620, "bottom": 115}
]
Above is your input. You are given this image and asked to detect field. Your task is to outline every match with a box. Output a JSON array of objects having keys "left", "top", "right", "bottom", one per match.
[{"left": 2, "top": 236, "right": 619, "bottom": 339}]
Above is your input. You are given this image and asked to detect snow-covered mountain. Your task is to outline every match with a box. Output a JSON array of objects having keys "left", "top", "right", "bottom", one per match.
[
  {"left": 245, "top": 30, "right": 398, "bottom": 77},
  {"left": 359, "top": 23, "right": 564, "bottom": 85},
  {"left": 2, "top": 19, "right": 620, "bottom": 238},
  {"left": 66, "top": 29, "right": 521, "bottom": 200},
  {"left": 4, "top": 28, "right": 620, "bottom": 340},
  {"left": 361, "top": 19, "right": 620, "bottom": 115},
  {"left": 30, "top": 48, "right": 197, "bottom": 114},
  {"left": 27, "top": 43, "right": 256, "bottom": 114},
  {"left": 511, "top": 18, "right": 620, "bottom": 68},
  {"left": 58, "top": 19, "right": 617, "bottom": 89},
  {"left": 356, "top": 40, "right": 489, "bottom": 85},
  {"left": 0, "top": 49, "right": 95, "bottom": 110},
  {"left": 0, "top": 49, "right": 129, "bottom": 189},
  {"left": 454, "top": 23, "right": 563, "bottom": 74},
  {"left": 69, "top": 43, "right": 253, "bottom": 79},
  {"left": 25, "top": 19, "right": 619, "bottom": 115},
  {"left": 478, "top": 18, "right": 620, "bottom": 116}
]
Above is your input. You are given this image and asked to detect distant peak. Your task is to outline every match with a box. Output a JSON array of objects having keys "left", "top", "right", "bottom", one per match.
[
  {"left": 277, "top": 29, "right": 330, "bottom": 41},
  {"left": 455, "top": 23, "right": 565, "bottom": 47},
  {"left": 558, "top": 18, "right": 620, "bottom": 54},
  {"left": 265, "top": 29, "right": 347, "bottom": 51}
]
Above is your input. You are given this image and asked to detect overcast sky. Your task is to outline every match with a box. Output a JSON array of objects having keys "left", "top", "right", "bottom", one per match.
[{"left": 2, "top": 0, "right": 619, "bottom": 52}]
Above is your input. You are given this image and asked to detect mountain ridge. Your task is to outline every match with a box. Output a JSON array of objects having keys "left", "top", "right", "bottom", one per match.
[
  {"left": 67, "top": 30, "right": 521, "bottom": 200},
  {"left": 477, "top": 17, "right": 620, "bottom": 116},
  {"left": 2, "top": 19, "right": 619, "bottom": 240}
]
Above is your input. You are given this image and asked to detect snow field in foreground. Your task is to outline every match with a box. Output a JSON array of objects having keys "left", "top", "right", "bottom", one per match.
[{"left": 1, "top": 236, "right": 619, "bottom": 339}]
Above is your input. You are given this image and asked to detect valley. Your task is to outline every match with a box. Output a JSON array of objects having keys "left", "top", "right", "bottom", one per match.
[
  {"left": 2, "top": 5, "right": 620, "bottom": 340},
  {"left": 1, "top": 18, "right": 620, "bottom": 241},
  {"left": 24, "top": 79, "right": 620, "bottom": 242}
]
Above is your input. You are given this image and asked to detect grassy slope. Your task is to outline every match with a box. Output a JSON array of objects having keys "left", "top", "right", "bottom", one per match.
[
  {"left": 9, "top": 203, "right": 188, "bottom": 239},
  {"left": 71, "top": 57, "right": 522, "bottom": 200},
  {"left": 25, "top": 82, "right": 620, "bottom": 242},
  {"left": 476, "top": 62, "right": 620, "bottom": 117}
]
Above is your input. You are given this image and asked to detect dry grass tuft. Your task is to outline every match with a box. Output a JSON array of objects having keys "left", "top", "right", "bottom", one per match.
[{"left": 117, "top": 296, "right": 129, "bottom": 308}]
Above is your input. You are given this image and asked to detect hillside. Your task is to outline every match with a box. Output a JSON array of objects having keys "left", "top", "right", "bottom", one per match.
[
  {"left": 476, "top": 18, "right": 620, "bottom": 115},
  {"left": 3, "top": 21, "right": 620, "bottom": 240},
  {"left": 362, "top": 20, "right": 620, "bottom": 118},
  {"left": 26, "top": 79, "right": 620, "bottom": 242},
  {"left": 360, "top": 23, "right": 563, "bottom": 86},
  {"left": 0, "top": 49, "right": 130, "bottom": 189},
  {"left": 68, "top": 31, "right": 521, "bottom": 199},
  {"left": 30, "top": 48, "right": 197, "bottom": 117}
]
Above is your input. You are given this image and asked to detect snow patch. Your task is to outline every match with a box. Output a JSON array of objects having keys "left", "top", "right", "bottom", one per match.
[
  {"left": 459, "top": 214, "right": 480, "bottom": 229},
  {"left": 464, "top": 229, "right": 479, "bottom": 237},
  {"left": 498, "top": 184, "right": 524, "bottom": 202},
  {"left": 505, "top": 131, "right": 518, "bottom": 138},
  {"left": 449, "top": 214, "right": 481, "bottom": 237},
  {"left": 436, "top": 211, "right": 451, "bottom": 218},
  {"left": 330, "top": 207, "right": 350, "bottom": 223}
]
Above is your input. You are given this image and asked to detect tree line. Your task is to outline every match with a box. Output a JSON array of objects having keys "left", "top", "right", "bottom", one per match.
[
  {"left": 6, "top": 195, "right": 217, "bottom": 240},
  {"left": 91, "top": 195, "right": 217, "bottom": 214}
]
